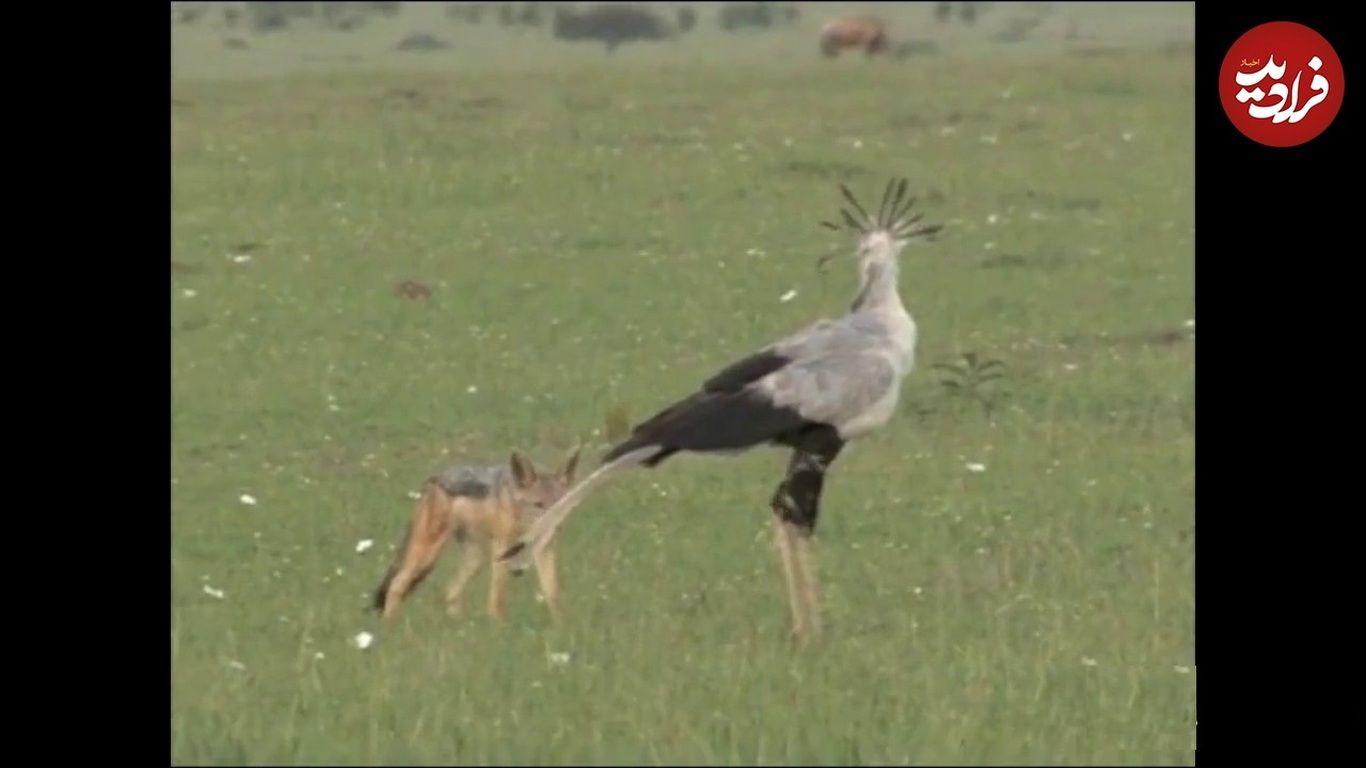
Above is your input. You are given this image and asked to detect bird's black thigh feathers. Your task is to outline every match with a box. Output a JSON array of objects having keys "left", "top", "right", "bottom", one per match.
[{"left": 770, "top": 426, "right": 845, "bottom": 534}]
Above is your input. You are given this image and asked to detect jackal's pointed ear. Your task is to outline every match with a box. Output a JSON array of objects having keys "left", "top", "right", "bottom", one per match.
[
  {"left": 509, "top": 451, "right": 538, "bottom": 487},
  {"left": 560, "top": 445, "right": 582, "bottom": 481}
]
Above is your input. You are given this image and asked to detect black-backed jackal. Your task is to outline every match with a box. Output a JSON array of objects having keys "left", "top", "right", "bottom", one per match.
[{"left": 372, "top": 447, "right": 580, "bottom": 621}]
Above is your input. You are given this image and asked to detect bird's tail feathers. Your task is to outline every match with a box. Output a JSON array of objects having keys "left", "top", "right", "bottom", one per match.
[{"left": 498, "top": 445, "right": 659, "bottom": 570}]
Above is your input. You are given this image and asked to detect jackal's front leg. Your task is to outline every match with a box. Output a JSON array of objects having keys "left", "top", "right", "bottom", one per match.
[
  {"left": 532, "top": 546, "right": 562, "bottom": 623},
  {"left": 487, "top": 544, "right": 511, "bottom": 621}
]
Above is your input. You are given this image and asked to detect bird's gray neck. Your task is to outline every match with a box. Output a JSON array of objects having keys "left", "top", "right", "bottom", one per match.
[
  {"left": 850, "top": 258, "right": 905, "bottom": 316},
  {"left": 851, "top": 255, "right": 916, "bottom": 368}
]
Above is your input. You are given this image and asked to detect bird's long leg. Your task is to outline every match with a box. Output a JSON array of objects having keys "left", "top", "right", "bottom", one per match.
[
  {"left": 792, "top": 527, "right": 822, "bottom": 640},
  {"left": 771, "top": 428, "right": 845, "bottom": 645},
  {"left": 772, "top": 515, "right": 808, "bottom": 642}
]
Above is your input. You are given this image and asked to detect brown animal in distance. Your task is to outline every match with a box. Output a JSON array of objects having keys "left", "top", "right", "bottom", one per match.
[{"left": 819, "top": 16, "right": 890, "bottom": 58}]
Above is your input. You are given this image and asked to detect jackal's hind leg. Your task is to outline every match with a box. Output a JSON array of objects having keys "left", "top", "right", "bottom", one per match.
[
  {"left": 376, "top": 519, "right": 452, "bottom": 619},
  {"left": 444, "top": 536, "right": 485, "bottom": 617}
]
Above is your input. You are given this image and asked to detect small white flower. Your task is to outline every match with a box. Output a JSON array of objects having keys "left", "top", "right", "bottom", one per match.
[
  {"left": 851, "top": 139, "right": 863, "bottom": 149},
  {"left": 1122, "top": 131, "right": 1135, "bottom": 142},
  {"left": 353, "top": 631, "right": 375, "bottom": 650},
  {"left": 231, "top": 254, "right": 252, "bottom": 264},
  {"left": 314, "top": 651, "right": 326, "bottom": 660},
  {"left": 203, "top": 585, "right": 225, "bottom": 599},
  {"left": 986, "top": 214, "right": 999, "bottom": 225},
  {"left": 1063, "top": 363, "right": 1079, "bottom": 371},
  {"left": 356, "top": 539, "right": 374, "bottom": 554},
  {"left": 227, "top": 660, "right": 247, "bottom": 671},
  {"left": 407, "top": 490, "right": 422, "bottom": 500},
  {"left": 466, "top": 385, "right": 478, "bottom": 394},
  {"left": 1082, "top": 657, "right": 1098, "bottom": 667},
  {"left": 965, "top": 462, "right": 987, "bottom": 473},
  {"left": 1174, "top": 665, "right": 1191, "bottom": 674},
  {"left": 1183, "top": 318, "right": 1195, "bottom": 329},
  {"left": 779, "top": 289, "right": 798, "bottom": 303},
  {"left": 335, "top": 567, "right": 345, "bottom": 576},
  {"left": 912, "top": 586, "right": 923, "bottom": 596},
  {"left": 984, "top": 241, "right": 996, "bottom": 250},
  {"left": 182, "top": 289, "right": 197, "bottom": 298},
  {"left": 548, "top": 651, "right": 571, "bottom": 666},
  {"left": 239, "top": 494, "right": 257, "bottom": 506}
]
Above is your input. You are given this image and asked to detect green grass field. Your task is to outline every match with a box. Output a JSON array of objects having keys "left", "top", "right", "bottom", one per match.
[{"left": 172, "top": 3, "right": 1195, "bottom": 764}]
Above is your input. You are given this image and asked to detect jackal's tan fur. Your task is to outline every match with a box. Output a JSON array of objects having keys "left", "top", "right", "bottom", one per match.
[{"left": 372, "top": 448, "right": 580, "bottom": 621}]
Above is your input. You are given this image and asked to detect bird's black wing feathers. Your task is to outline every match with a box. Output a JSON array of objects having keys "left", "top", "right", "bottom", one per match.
[
  {"left": 701, "top": 349, "right": 792, "bottom": 393},
  {"left": 602, "top": 388, "right": 814, "bottom": 466},
  {"left": 602, "top": 323, "right": 843, "bottom": 466}
]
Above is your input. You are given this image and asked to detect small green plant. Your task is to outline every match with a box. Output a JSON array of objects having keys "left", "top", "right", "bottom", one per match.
[{"left": 933, "top": 351, "right": 1007, "bottom": 417}]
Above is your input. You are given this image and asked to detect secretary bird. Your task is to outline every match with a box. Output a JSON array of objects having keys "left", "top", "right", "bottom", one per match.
[{"left": 501, "top": 177, "right": 942, "bottom": 643}]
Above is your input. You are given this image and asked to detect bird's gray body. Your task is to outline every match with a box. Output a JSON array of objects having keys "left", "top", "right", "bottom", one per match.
[{"left": 730, "top": 248, "right": 917, "bottom": 442}]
